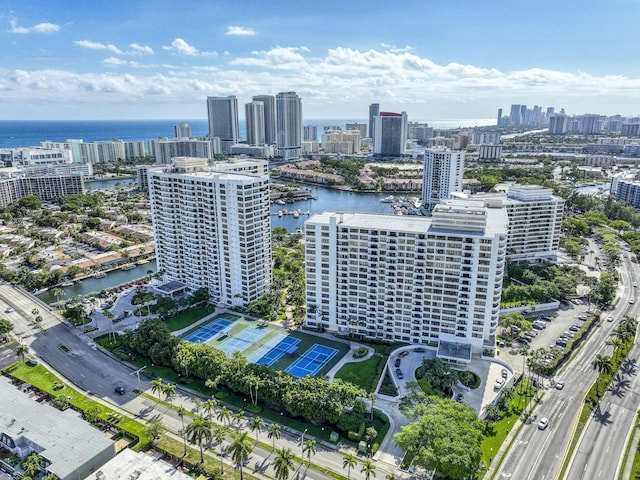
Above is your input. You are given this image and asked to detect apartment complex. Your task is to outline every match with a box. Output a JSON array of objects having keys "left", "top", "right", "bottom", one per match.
[
  {"left": 421, "top": 147, "right": 465, "bottom": 210},
  {"left": 610, "top": 172, "right": 640, "bottom": 208},
  {"left": 245, "top": 100, "right": 266, "bottom": 146},
  {"left": 207, "top": 96, "right": 240, "bottom": 153},
  {"left": 276, "top": 92, "right": 303, "bottom": 160},
  {"left": 0, "top": 173, "right": 85, "bottom": 207},
  {"left": 252, "top": 94, "right": 277, "bottom": 145},
  {"left": 304, "top": 199, "right": 508, "bottom": 356},
  {"left": 154, "top": 137, "right": 217, "bottom": 165},
  {"left": 148, "top": 157, "right": 271, "bottom": 307},
  {"left": 373, "top": 112, "right": 408, "bottom": 156}
]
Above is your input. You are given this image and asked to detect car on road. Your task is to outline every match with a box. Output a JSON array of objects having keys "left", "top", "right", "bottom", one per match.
[
  {"left": 455, "top": 393, "right": 464, "bottom": 402},
  {"left": 4, "top": 307, "right": 13, "bottom": 313},
  {"left": 538, "top": 417, "right": 549, "bottom": 430},
  {"left": 114, "top": 385, "right": 126, "bottom": 395},
  {"left": 399, "top": 351, "right": 410, "bottom": 358},
  {"left": 555, "top": 381, "right": 565, "bottom": 390},
  {"left": 606, "top": 316, "right": 614, "bottom": 322},
  {"left": 494, "top": 378, "right": 505, "bottom": 389},
  {"left": 630, "top": 298, "right": 635, "bottom": 304},
  {"left": 501, "top": 368, "right": 508, "bottom": 378},
  {"left": 395, "top": 368, "right": 404, "bottom": 379},
  {"left": 394, "top": 358, "right": 401, "bottom": 368},
  {"left": 414, "top": 347, "right": 426, "bottom": 353},
  {"left": 634, "top": 282, "right": 638, "bottom": 288}
]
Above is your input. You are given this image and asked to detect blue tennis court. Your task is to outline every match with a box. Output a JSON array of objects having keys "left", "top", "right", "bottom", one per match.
[
  {"left": 183, "top": 319, "right": 233, "bottom": 343},
  {"left": 219, "top": 327, "right": 268, "bottom": 354},
  {"left": 286, "top": 344, "right": 338, "bottom": 378},
  {"left": 248, "top": 336, "right": 301, "bottom": 366}
]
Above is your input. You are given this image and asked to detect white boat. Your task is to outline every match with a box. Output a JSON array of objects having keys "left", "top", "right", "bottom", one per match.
[
  {"left": 94, "top": 272, "right": 107, "bottom": 278},
  {"left": 61, "top": 281, "right": 74, "bottom": 287},
  {"left": 293, "top": 210, "right": 300, "bottom": 218},
  {"left": 121, "top": 264, "right": 135, "bottom": 271},
  {"left": 136, "top": 259, "right": 149, "bottom": 265},
  {"left": 380, "top": 195, "right": 396, "bottom": 203},
  {"left": 278, "top": 210, "right": 283, "bottom": 217},
  {"left": 275, "top": 199, "right": 286, "bottom": 205}
]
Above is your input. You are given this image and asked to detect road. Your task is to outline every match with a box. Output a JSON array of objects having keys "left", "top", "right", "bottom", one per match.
[
  {"left": 495, "top": 254, "right": 640, "bottom": 480},
  {"left": 0, "top": 283, "right": 406, "bottom": 479},
  {"left": 565, "top": 256, "right": 640, "bottom": 480}
]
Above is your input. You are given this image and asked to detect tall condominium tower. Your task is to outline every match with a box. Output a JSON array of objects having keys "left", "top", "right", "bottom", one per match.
[
  {"left": 207, "top": 96, "right": 239, "bottom": 153},
  {"left": 245, "top": 101, "right": 265, "bottom": 146},
  {"left": 276, "top": 92, "right": 302, "bottom": 160},
  {"left": 421, "top": 147, "right": 465, "bottom": 210},
  {"left": 305, "top": 199, "right": 508, "bottom": 356},
  {"left": 252, "top": 95, "right": 276, "bottom": 145},
  {"left": 303, "top": 125, "right": 318, "bottom": 141},
  {"left": 368, "top": 103, "right": 380, "bottom": 139},
  {"left": 174, "top": 122, "right": 191, "bottom": 138},
  {"left": 148, "top": 157, "right": 271, "bottom": 307},
  {"left": 373, "top": 112, "right": 408, "bottom": 156},
  {"left": 474, "top": 185, "right": 565, "bottom": 262}
]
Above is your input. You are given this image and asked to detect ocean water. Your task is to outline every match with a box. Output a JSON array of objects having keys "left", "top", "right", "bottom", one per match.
[{"left": 0, "top": 118, "right": 495, "bottom": 149}]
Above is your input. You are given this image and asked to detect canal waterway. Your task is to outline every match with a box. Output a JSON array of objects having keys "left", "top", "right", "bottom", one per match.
[
  {"left": 86, "top": 177, "right": 136, "bottom": 189},
  {"left": 37, "top": 260, "right": 157, "bottom": 304}
]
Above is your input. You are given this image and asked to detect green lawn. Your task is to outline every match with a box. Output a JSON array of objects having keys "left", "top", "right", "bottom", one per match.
[
  {"left": 164, "top": 305, "right": 218, "bottom": 331},
  {"left": 334, "top": 353, "right": 386, "bottom": 392}
]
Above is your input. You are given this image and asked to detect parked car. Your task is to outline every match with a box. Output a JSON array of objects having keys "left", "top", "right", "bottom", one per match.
[
  {"left": 455, "top": 393, "right": 464, "bottom": 402},
  {"left": 494, "top": 378, "right": 505, "bottom": 389},
  {"left": 570, "top": 324, "right": 581, "bottom": 331},
  {"left": 538, "top": 417, "right": 549, "bottom": 430},
  {"left": 555, "top": 381, "right": 565, "bottom": 390},
  {"left": 414, "top": 347, "right": 426, "bottom": 353},
  {"left": 501, "top": 368, "right": 508, "bottom": 379},
  {"left": 4, "top": 307, "right": 13, "bottom": 313},
  {"left": 606, "top": 316, "right": 614, "bottom": 322},
  {"left": 399, "top": 351, "right": 410, "bottom": 358},
  {"left": 394, "top": 358, "right": 401, "bottom": 368},
  {"left": 395, "top": 368, "right": 404, "bottom": 379}
]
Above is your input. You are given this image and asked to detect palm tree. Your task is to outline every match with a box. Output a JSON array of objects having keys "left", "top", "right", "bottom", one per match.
[
  {"left": 228, "top": 431, "right": 253, "bottom": 480},
  {"left": 193, "top": 397, "right": 202, "bottom": 413},
  {"left": 233, "top": 410, "right": 247, "bottom": 429},
  {"left": 184, "top": 414, "right": 213, "bottom": 463},
  {"left": 606, "top": 337, "right": 624, "bottom": 362},
  {"left": 211, "top": 424, "right": 226, "bottom": 473},
  {"left": 273, "top": 447, "right": 295, "bottom": 480},
  {"left": 163, "top": 383, "right": 176, "bottom": 404},
  {"left": 203, "top": 398, "right": 217, "bottom": 419},
  {"left": 145, "top": 419, "right": 164, "bottom": 445},
  {"left": 16, "top": 343, "right": 29, "bottom": 363},
  {"left": 176, "top": 405, "right": 188, "bottom": 456},
  {"left": 302, "top": 439, "right": 316, "bottom": 466},
  {"left": 217, "top": 406, "right": 232, "bottom": 427},
  {"left": 51, "top": 288, "right": 64, "bottom": 305},
  {"left": 249, "top": 416, "right": 264, "bottom": 442},
  {"left": 360, "top": 459, "right": 377, "bottom": 480},
  {"left": 267, "top": 423, "right": 281, "bottom": 451},
  {"left": 342, "top": 453, "right": 358, "bottom": 480},
  {"left": 592, "top": 354, "right": 614, "bottom": 394},
  {"left": 385, "top": 474, "right": 397, "bottom": 480},
  {"left": 151, "top": 378, "right": 164, "bottom": 402}
]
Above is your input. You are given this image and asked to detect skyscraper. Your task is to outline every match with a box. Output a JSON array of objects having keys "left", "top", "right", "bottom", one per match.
[
  {"left": 276, "top": 92, "right": 302, "bottom": 160},
  {"left": 252, "top": 95, "right": 276, "bottom": 144},
  {"left": 303, "top": 125, "right": 318, "bottom": 141},
  {"left": 245, "top": 101, "right": 265, "bottom": 146},
  {"left": 207, "top": 96, "right": 239, "bottom": 153},
  {"left": 497, "top": 108, "right": 502, "bottom": 127},
  {"left": 373, "top": 112, "right": 408, "bottom": 156},
  {"left": 174, "top": 122, "right": 191, "bottom": 138},
  {"left": 304, "top": 200, "right": 508, "bottom": 355},
  {"left": 421, "top": 147, "right": 465, "bottom": 210},
  {"left": 368, "top": 103, "right": 380, "bottom": 138},
  {"left": 148, "top": 157, "right": 271, "bottom": 307}
]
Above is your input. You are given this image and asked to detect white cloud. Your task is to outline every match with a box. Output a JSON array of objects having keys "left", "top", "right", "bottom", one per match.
[
  {"left": 129, "top": 43, "right": 154, "bottom": 55},
  {"left": 226, "top": 26, "right": 256, "bottom": 36},
  {"left": 75, "top": 40, "right": 124, "bottom": 55},
  {"left": 162, "top": 38, "right": 217, "bottom": 57},
  {"left": 8, "top": 19, "right": 59, "bottom": 34}
]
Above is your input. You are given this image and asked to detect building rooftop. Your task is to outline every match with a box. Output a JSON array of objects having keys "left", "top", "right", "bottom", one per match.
[
  {"left": 0, "top": 376, "right": 113, "bottom": 479},
  {"left": 87, "top": 449, "right": 192, "bottom": 480}
]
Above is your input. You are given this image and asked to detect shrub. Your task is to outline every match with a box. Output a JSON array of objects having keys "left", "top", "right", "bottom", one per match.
[{"left": 353, "top": 347, "right": 367, "bottom": 358}]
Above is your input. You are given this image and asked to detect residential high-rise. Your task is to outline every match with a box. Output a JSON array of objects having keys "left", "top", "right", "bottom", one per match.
[
  {"left": 497, "top": 108, "right": 503, "bottom": 126},
  {"left": 421, "top": 147, "right": 465, "bottom": 210},
  {"left": 148, "top": 157, "right": 271, "bottom": 307},
  {"left": 252, "top": 95, "right": 276, "bottom": 144},
  {"left": 154, "top": 138, "right": 217, "bottom": 165},
  {"left": 304, "top": 199, "right": 508, "bottom": 356},
  {"left": 345, "top": 122, "right": 367, "bottom": 139},
  {"left": 245, "top": 101, "right": 266, "bottom": 146},
  {"left": 548, "top": 114, "right": 569, "bottom": 135},
  {"left": 368, "top": 103, "right": 379, "bottom": 138},
  {"left": 510, "top": 104, "right": 522, "bottom": 126},
  {"left": 276, "top": 92, "right": 302, "bottom": 160},
  {"left": 303, "top": 125, "right": 318, "bottom": 141},
  {"left": 174, "top": 122, "right": 192, "bottom": 138},
  {"left": 373, "top": 112, "right": 408, "bottom": 156},
  {"left": 207, "top": 96, "right": 239, "bottom": 153},
  {"left": 473, "top": 185, "right": 565, "bottom": 262}
]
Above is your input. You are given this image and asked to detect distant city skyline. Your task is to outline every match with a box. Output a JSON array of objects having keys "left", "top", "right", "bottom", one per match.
[{"left": 3, "top": 0, "right": 640, "bottom": 120}]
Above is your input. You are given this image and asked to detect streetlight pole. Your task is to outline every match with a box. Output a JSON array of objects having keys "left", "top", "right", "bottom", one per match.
[
  {"left": 301, "top": 428, "right": 308, "bottom": 457},
  {"left": 130, "top": 365, "right": 146, "bottom": 392}
]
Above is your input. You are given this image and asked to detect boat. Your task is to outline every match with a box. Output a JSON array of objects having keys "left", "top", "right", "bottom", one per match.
[
  {"left": 94, "top": 272, "right": 107, "bottom": 278},
  {"left": 380, "top": 195, "right": 396, "bottom": 203},
  {"left": 136, "top": 259, "right": 149, "bottom": 265},
  {"left": 121, "top": 264, "right": 135, "bottom": 271},
  {"left": 292, "top": 210, "right": 300, "bottom": 218},
  {"left": 278, "top": 210, "right": 283, "bottom": 217},
  {"left": 275, "top": 199, "right": 286, "bottom": 205},
  {"left": 61, "top": 281, "right": 74, "bottom": 287}
]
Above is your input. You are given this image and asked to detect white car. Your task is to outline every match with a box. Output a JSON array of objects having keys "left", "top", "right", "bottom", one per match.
[
  {"left": 607, "top": 316, "right": 614, "bottom": 322},
  {"left": 630, "top": 298, "right": 635, "bottom": 304},
  {"left": 555, "top": 381, "right": 564, "bottom": 390},
  {"left": 494, "top": 378, "right": 505, "bottom": 389},
  {"left": 538, "top": 417, "right": 549, "bottom": 430},
  {"left": 4, "top": 307, "right": 13, "bottom": 313}
]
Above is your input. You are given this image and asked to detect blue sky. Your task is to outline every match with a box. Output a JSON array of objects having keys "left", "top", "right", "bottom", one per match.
[{"left": 2, "top": 0, "right": 640, "bottom": 121}]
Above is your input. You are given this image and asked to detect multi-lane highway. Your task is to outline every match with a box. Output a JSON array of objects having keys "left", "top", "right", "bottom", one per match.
[{"left": 496, "top": 254, "right": 640, "bottom": 480}]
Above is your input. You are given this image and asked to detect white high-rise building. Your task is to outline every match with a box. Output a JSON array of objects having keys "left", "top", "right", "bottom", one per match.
[
  {"left": 305, "top": 199, "right": 508, "bottom": 357},
  {"left": 174, "top": 122, "right": 192, "bottom": 138},
  {"left": 473, "top": 185, "right": 565, "bottom": 262},
  {"left": 148, "top": 157, "right": 272, "bottom": 307},
  {"left": 245, "top": 101, "right": 266, "bottom": 146},
  {"left": 253, "top": 95, "right": 276, "bottom": 145},
  {"left": 276, "top": 92, "right": 302, "bottom": 160},
  {"left": 154, "top": 138, "right": 216, "bottom": 165},
  {"left": 421, "top": 147, "right": 465, "bottom": 210},
  {"left": 207, "top": 96, "right": 239, "bottom": 153}
]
